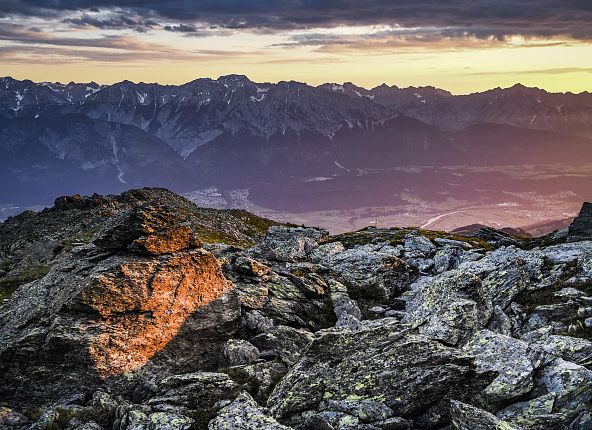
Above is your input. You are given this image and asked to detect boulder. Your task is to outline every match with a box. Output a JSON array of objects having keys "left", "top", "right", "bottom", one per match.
[
  {"left": 250, "top": 325, "right": 314, "bottom": 366},
  {"left": 532, "top": 335, "right": 592, "bottom": 367},
  {"left": 536, "top": 358, "right": 592, "bottom": 412},
  {"left": 459, "top": 246, "right": 544, "bottom": 309},
  {"left": 221, "top": 339, "right": 261, "bottom": 367},
  {"left": 320, "top": 244, "right": 417, "bottom": 303},
  {"left": 462, "top": 330, "right": 535, "bottom": 402},
  {"left": 496, "top": 393, "right": 563, "bottom": 429},
  {"left": 221, "top": 361, "right": 288, "bottom": 403},
  {"left": 0, "top": 243, "right": 240, "bottom": 406},
  {"left": 450, "top": 400, "right": 519, "bottom": 430},
  {"left": 256, "top": 226, "right": 328, "bottom": 262},
  {"left": 208, "top": 392, "right": 291, "bottom": 430},
  {"left": 146, "top": 412, "right": 195, "bottom": 430},
  {"left": 232, "top": 256, "right": 271, "bottom": 278},
  {"left": 568, "top": 202, "right": 592, "bottom": 241},
  {"left": 403, "top": 234, "right": 436, "bottom": 256},
  {"left": 0, "top": 407, "right": 28, "bottom": 428},
  {"left": 329, "top": 279, "right": 362, "bottom": 331},
  {"left": 267, "top": 321, "right": 492, "bottom": 428},
  {"left": 309, "top": 242, "right": 345, "bottom": 263},
  {"left": 403, "top": 270, "right": 492, "bottom": 345},
  {"left": 93, "top": 204, "right": 200, "bottom": 255},
  {"left": 232, "top": 268, "right": 335, "bottom": 331}
]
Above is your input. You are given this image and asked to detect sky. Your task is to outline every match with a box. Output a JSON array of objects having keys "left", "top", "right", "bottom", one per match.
[{"left": 1, "top": 1, "right": 591, "bottom": 94}]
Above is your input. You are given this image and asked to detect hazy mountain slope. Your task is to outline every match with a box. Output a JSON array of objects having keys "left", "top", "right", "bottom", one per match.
[
  {"left": 0, "top": 114, "right": 189, "bottom": 204},
  {"left": 328, "top": 81, "right": 592, "bottom": 137}
]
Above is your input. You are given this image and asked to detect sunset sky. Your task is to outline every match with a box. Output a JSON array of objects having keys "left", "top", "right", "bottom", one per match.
[{"left": 1, "top": 1, "right": 591, "bottom": 94}]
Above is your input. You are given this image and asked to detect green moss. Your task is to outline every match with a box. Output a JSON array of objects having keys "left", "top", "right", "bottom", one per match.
[
  {"left": 23, "top": 407, "right": 43, "bottom": 422},
  {"left": 418, "top": 229, "right": 494, "bottom": 251},
  {"left": 74, "top": 406, "right": 116, "bottom": 427},
  {"left": 227, "top": 210, "right": 279, "bottom": 236},
  {"left": 326, "top": 226, "right": 493, "bottom": 250},
  {"left": 0, "top": 264, "right": 52, "bottom": 301},
  {"left": 45, "top": 408, "right": 77, "bottom": 430},
  {"left": 0, "top": 260, "right": 11, "bottom": 273},
  {"left": 61, "top": 226, "right": 101, "bottom": 251},
  {"left": 192, "top": 225, "right": 255, "bottom": 248}
]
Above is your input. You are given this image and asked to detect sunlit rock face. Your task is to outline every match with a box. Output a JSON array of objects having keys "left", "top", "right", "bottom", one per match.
[
  {"left": 83, "top": 250, "right": 232, "bottom": 377},
  {"left": 0, "top": 204, "right": 239, "bottom": 406}
]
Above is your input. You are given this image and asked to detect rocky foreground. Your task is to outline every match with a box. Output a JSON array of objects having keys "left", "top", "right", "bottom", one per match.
[{"left": 1, "top": 189, "right": 592, "bottom": 430}]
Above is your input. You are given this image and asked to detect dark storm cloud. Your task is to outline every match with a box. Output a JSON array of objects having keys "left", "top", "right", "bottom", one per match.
[
  {"left": 62, "top": 13, "right": 159, "bottom": 32},
  {"left": 1, "top": 0, "right": 591, "bottom": 39},
  {"left": 163, "top": 23, "right": 199, "bottom": 32}
]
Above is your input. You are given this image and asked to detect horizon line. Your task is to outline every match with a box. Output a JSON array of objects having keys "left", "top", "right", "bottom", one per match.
[{"left": 2, "top": 75, "right": 590, "bottom": 97}]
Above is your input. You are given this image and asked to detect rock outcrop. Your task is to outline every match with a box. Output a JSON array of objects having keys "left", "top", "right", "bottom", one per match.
[
  {"left": 0, "top": 203, "right": 240, "bottom": 406},
  {"left": 568, "top": 201, "right": 592, "bottom": 241},
  {"left": 2, "top": 193, "right": 592, "bottom": 430}
]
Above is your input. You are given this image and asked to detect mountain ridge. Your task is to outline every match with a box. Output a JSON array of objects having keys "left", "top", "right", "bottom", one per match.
[
  {"left": 4, "top": 75, "right": 589, "bottom": 96},
  {"left": 2, "top": 74, "right": 591, "bottom": 161}
]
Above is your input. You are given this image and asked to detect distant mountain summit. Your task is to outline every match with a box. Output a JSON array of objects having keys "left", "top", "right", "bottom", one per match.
[{"left": 2, "top": 75, "right": 592, "bottom": 157}]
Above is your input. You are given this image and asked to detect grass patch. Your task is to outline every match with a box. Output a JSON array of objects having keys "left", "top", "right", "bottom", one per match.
[
  {"left": 60, "top": 226, "right": 101, "bottom": 251},
  {"left": 45, "top": 408, "right": 77, "bottom": 430},
  {"left": 326, "top": 227, "right": 493, "bottom": 250},
  {"left": 227, "top": 210, "right": 279, "bottom": 237},
  {"left": 23, "top": 407, "right": 43, "bottom": 422},
  {"left": 418, "top": 229, "right": 494, "bottom": 251},
  {"left": 0, "top": 264, "right": 52, "bottom": 301},
  {"left": 192, "top": 225, "right": 255, "bottom": 249},
  {"left": 327, "top": 228, "right": 407, "bottom": 248}
]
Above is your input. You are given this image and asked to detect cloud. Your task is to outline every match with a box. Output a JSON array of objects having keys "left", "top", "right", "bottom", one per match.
[
  {"left": 1, "top": 1, "right": 591, "bottom": 40},
  {"left": 62, "top": 13, "right": 159, "bottom": 32},
  {"left": 163, "top": 23, "right": 199, "bottom": 33},
  {"left": 0, "top": 22, "right": 263, "bottom": 64},
  {"left": 0, "top": 23, "right": 211, "bottom": 63},
  {"left": 271, "top": 27, "right": 511, "bottom": 53},
  {"left": 469, "top": 67, "right": 592, "bottom": 76}
]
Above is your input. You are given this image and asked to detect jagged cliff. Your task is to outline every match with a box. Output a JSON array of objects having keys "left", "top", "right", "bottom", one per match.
[{"left": 1, "top": 189, "right": 592, "bottom": 430}]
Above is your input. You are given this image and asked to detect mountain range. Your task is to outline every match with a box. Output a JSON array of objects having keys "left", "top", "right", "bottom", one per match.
[{"left": 1, "top": 75, "right": 591, "bottom": 229}]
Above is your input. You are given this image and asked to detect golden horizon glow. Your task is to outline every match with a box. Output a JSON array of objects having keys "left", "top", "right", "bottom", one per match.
[{"left": 1, "top": 19, "right": 591, "bottom": 94}]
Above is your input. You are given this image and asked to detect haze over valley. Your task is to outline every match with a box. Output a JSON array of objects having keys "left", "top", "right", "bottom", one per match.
[{"left": 1, "top": 75, "right": 590, "bottom": 233}]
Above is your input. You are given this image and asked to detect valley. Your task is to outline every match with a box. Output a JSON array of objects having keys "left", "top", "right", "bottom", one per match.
[{"left": 184, "top": 163, "right": 589, "bottom": 234}]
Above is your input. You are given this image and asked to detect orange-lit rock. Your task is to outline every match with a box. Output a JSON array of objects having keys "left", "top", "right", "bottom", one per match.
[
  {"left": 81, "top": 249, "right": 231, "bottom": 377},
  {"left": 130, "top": 224, "right": 199, "bottom": 255},
  {"left": 0, "top": 243, "right": 240, "bottom": 406}
]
